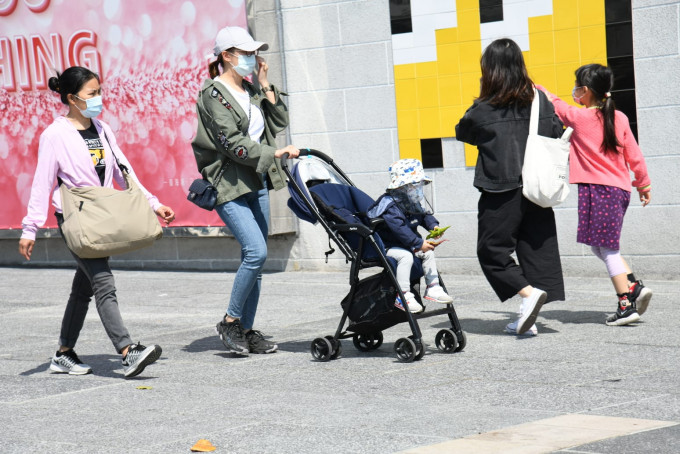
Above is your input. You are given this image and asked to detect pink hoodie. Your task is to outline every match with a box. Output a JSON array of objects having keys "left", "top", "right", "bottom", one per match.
[
  {"left": 21, "top": 116, "right": 162, "bottom": 241},
  {"left": 536, "top": 85, "right": 651, "bottom": 193}
]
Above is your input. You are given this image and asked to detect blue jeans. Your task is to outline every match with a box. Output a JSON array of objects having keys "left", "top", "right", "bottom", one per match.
[{"left": 215, "top": 182, "right": 270, "bottom": 330}]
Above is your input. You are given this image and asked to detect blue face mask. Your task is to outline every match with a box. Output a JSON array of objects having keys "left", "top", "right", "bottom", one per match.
[
  {"left": 231, "top": 54, "right": 257, "bottom": 77},
  {"left": 75, "top": 95, "right": 103, "bottom": 118}
]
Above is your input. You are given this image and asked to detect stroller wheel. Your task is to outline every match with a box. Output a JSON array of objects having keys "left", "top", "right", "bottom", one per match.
[
  {"left": 325, "top": 335, "right": 342, "bottom": 359},
  {"left": 352, "top": 332, "right": 383, "bottom": 352},
  {"left": 310, "top": 337, "right": 334, "bottom": 361},
  {"left": 435, "top": 329, "right": 459, "bottom": 353},
  {"left": 455, "top": 331, "right": 467, "bottom": 352},
  {"left": 394, "top": 337, "right": 417, "bottom": 363},
  {"left": 409, "top": 335, "right": 425, "bottom": 360}
]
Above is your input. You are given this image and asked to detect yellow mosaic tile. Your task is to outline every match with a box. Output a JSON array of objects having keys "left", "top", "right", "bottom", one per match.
[
  {"left": 579, "top": 0, "right": 606, "bottom": 27},
  {"left": 580, "top": 26, "right": 607, "bottom": 62},
  {"left": 438, "top": 75, "right": 462, "bottom": 107},
  {"left": 437, "top": 43, "right": 461, "bottom": 76},
  {"left": 456, "top": 9, "right": 481, "bottom": 42},
  {"left": 419, "top": 108, "right": 441, "bottom": 138},
  {"left": 398, "top": 139, "right": 422, "bottom": 160},
  {"left": 553, "top": 0, "right": 579, "bottom": 30},
  {"left": 530, "top": 66, "right": 558, "bottom": 92},
  {"left": 554, "top": 28, "right": 581, "bottom": 64},
  {"left": 397, "top": 109, "right": 419, "bottom": 140},
  {"left": 529, "top": 32, "right": 556, "bottom": 67},
  {"left": 395, "top": 79, "right": 417, "bottom": 111},
  {"left": 416, "top": 77, "right": 440, "bottom": 109},
  {"left": 416, "top": 61, "right": 438, "bottom": 78},
  {"left": 435, "top": 27, "right": 458, "bottom": 45},
  {"left": 393, "top": 64, "right": 415, "bottom": 81},
  {"left": 529, "top": 15, "right": 554, "bottom": 34}
]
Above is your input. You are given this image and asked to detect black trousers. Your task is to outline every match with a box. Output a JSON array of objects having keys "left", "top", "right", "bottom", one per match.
[{"left": 477, "top": 189, "right": 565, "bottom": 303}]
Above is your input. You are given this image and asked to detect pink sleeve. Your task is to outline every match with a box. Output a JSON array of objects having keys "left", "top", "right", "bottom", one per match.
[
  {"left": 620, "top": 117, "right": 651, "bottom": 190},
  {"left": 535, "top": 84, "right": 581, "bottom": 128},
  {"left": 103, "top": 125, "right": 163, "bottom": 212},
  {"left": 21, "top": 134, "right": 60, "bottom": 241}
]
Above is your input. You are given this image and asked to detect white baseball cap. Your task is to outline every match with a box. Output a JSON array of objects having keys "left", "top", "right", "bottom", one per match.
[{"left": 213, "top": 26, "right": 269, "bottom": 56}]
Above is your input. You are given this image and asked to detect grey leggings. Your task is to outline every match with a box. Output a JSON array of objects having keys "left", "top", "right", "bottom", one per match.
[{"left": 56, "top": 214, "right": 132, "bottom": 353}]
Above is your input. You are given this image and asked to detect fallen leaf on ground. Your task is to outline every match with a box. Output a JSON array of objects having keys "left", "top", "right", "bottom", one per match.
[
  {"left": 191, "top": 439, "right": 216, "bottom": 452},
  {"left": 136, "top": 386, "right": 152, "bottom": 390}
]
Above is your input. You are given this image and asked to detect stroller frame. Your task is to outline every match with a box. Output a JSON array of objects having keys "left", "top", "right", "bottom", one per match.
[{"left": 281, "top": 149, "right": 466, "bottom": 362}]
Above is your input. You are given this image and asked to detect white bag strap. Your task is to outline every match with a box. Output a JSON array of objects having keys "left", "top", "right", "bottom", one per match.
[
  {"left": 561, "top": 126, "right": 574, "bottom": 142},
  {"left": 529, "top": 88, "right": 540, "bottom": 135}
]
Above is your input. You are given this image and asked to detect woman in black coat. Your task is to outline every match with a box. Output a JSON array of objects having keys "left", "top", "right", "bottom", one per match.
[{"left": 455, "top": 38, "right": 565, "bottom": 336}]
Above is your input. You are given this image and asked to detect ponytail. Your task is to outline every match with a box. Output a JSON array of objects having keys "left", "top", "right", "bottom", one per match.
[
  {"left": 208, "top": 56, "right": 222, "bottom": 78},
  {"left": 575, "top": 64, "right": 621, "bottom": 153},
  {"left": 600, "top": 95, "right": 620, "bottom": 153}
]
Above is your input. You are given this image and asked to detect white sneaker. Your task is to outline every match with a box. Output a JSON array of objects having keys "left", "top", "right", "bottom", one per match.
[
  {"left": 504, "top": 320, "right": 538, "bottom": 336},
  {"left": 395, "top": 291, "right": 423, "bottom": 313},
  {"left": 50, "top": 349, "right": 92, "bottom": 375},
  {"left": 517, "top": 288, "right": 547, "bottom": 335},
  {"left": 424, "top": 285, "right": 453, "bottom": 304}
]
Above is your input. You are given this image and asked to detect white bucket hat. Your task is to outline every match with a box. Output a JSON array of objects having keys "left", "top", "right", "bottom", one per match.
[
  {"left": 213, "top": 26, "right": 269, "bottom": 56},
  {"left": 387, "top": 159, "right": 432, "bottom": 190}
]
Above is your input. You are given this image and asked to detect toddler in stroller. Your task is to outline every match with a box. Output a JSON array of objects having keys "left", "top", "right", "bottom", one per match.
[
  {"left": 367, "top": 159, "right": 453, "bottom": 313},
  {"left": 282, "top": 150, "right": 466, "bottom": 363}
]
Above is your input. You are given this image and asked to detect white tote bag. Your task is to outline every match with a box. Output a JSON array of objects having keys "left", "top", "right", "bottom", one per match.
[{"left": 522, "top": 89, "right": 573, "bottom": 208}]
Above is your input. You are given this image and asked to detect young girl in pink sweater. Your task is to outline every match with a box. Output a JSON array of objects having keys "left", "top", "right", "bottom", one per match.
[{"left": 539, "top": 64, "right": 652, "bottom": 326}]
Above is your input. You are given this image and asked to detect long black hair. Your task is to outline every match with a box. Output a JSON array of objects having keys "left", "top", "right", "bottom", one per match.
[
  {"left": 47, "top": 66, "right": 100, "bottom": 105},
  {"left": 479, "top": 38, "right": 534, "bottom": 107},
  {"left": 575, "top": 63, "right": 620, "bottom": 153}
]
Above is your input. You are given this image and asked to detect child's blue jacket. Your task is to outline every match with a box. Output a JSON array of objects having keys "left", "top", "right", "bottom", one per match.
[{"left": 367, "top": 194, "right": 438, "bottom": 252}]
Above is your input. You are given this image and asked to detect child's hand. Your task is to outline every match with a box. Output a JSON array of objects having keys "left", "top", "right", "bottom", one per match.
[
  {"left": 419, "top": 241, "right": 435, "bottom": 252},
  {"left": 639, "top": 191, "right": 651, "bottom": 207}
]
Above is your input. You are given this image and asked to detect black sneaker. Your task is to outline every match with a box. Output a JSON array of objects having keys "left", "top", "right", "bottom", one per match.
[
  {"left": 246, "top": 330, "right": 278, "bottom": 354},
  {"left": 605, "top": 303, "right": 640, "bottom": 326},
  {"left": 628, "top": 280, "right": 652, "bottom": 316},
  {"left": 50, "top": 349, "right": 92, "bottom": 375},
  {"left": 122, "top": 343, "right": 162, "bottom": 378},
  {"left": 215, "top": 319, "right": 249, "bottom": 355}
]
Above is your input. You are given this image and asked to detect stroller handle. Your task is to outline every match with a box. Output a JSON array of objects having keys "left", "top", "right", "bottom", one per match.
[{"left": 280, "top": 148, "right": 331, "bottom": 170}]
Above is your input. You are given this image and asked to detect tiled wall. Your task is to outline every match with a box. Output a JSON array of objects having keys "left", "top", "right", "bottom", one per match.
[{"left": 390, "top": 0, "right": 636, "bottom": 167}]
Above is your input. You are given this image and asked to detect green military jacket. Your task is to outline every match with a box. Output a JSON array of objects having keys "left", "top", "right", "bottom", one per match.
[{"left": 191, "top": 78, "right": 289, "bottom": 205}]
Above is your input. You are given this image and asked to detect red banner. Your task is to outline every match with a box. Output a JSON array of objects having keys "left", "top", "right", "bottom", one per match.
[{"left": 0, "top": 0, "right": 247, "bottom": 229}]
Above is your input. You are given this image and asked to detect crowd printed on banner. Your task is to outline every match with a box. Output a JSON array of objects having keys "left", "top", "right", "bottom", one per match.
[{"left": 0, "top": 0, "right": 102, "bottom": 91}]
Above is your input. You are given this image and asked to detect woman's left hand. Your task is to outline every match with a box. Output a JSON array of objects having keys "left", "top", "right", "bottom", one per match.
[
  {"left": 155, "top": 205, "right": 175, "bottom": 224},
  {"left": 256, "top": 56, "right": 269, "bottom": 85}
]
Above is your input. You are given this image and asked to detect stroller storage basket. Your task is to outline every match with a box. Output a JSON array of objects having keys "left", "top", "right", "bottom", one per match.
[{"left": 281, "top": 149, "right": 467, "bottom": 363}]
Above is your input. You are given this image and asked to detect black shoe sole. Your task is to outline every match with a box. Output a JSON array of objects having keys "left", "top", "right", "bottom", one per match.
[
  {"left": 124, "top": 346, "right": 162, "bottom": 378},
  {"left": 606, "top": 312, "right": 641, "bottom": 326},
  {"left": 215, "top": 325, "right": 249, "bottom": 355}
]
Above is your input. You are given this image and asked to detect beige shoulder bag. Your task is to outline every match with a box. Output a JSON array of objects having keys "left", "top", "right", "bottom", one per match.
[{"left": 59, "top": 133, "right": 162, "bottom": 258}]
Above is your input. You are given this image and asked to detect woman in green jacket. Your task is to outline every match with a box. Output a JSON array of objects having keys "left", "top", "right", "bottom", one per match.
[{"left": 192, "top": 26, "right": 299, "bottom": 355}]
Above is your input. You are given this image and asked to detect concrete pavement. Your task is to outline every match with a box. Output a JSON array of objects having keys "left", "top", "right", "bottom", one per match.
[{"left": 1, "top": 266, "right": 678, "bottom": 453}]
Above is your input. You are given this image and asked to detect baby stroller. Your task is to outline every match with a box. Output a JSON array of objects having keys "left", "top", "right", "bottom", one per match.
[{"left": 281, "top": 149, "right": 466, "bottom": 363}]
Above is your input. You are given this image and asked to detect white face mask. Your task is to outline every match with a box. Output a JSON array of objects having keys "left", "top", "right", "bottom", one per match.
[
  {"left": 74, "top": 95, "right": 103, "bottom": 118},
  {"left": 572, "top": 87, "right": 584, "bottom": 105},
  {"left": 231, "top": 54, "right": 257, "bottom": 77}
]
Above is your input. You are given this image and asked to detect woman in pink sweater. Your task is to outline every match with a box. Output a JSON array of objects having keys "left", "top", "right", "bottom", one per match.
[
  {"left": 19, "top": 66, "right": 175, "bottom": 377},
  {"left": 539, "top": 64, "right": 652, "bottom": 326}
]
